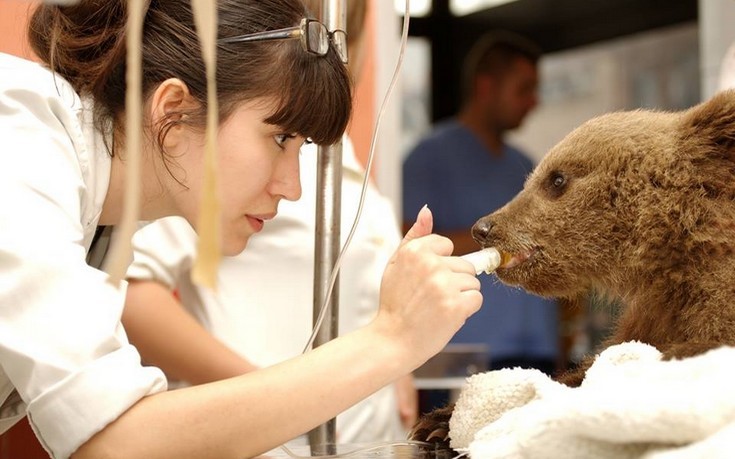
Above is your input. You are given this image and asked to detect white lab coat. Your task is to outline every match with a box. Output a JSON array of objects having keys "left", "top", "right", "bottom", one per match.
[
  {"left": 127, "top": 137, "right": 407, "bottom": 444},
  {"left": 0, "top": 53, "right": 166, "bottom": 459}
]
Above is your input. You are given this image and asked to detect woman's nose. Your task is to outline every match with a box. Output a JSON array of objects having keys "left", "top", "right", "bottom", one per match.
[{"left": 272, "top": 152, "right": 302, "bottom": 201}]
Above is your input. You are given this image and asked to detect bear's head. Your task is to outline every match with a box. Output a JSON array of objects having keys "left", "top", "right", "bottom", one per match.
[{"left": 473, "top": 90, "right": 735, "bottom": 302}]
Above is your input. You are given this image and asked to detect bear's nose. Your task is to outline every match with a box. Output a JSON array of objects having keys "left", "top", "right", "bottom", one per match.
[{"left": 472, "top": 218, "right": 494, "bottom": 245}]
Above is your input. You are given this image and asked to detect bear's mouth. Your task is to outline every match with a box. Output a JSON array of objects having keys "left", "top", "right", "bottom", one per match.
[{"left": 499, "top": 247, "right": 539, "bottom": 269}]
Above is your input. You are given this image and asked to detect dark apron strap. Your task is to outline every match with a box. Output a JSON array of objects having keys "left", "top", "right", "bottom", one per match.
[{"left": 86, "top": 225, "right": 113, "bottom": 269}]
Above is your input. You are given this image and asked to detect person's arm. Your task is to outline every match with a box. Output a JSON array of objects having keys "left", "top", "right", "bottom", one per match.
[
  {"left": 122, "top": 217, "right": 258, "bottom": 386},
  {"left": 122, "top": 280, "right": 257, "bottom": 385},
  {"left": 74, "top": 207, "right": 483, "bottom": 459}
]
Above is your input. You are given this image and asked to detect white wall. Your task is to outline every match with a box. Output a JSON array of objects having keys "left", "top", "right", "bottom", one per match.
[
  {"left": 372, "top": 0, "right": 405, "bottom": 220},
  {"left": 699, "top": 0, "right": 735, "bottom": 97},
  {"left": 509, "top": 23, "right": 700, "bottom": 163}
]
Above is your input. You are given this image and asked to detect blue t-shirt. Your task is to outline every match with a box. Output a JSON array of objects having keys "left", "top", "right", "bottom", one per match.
[{"left": 402, "top": 119, "right": 558, "bottom": 361}]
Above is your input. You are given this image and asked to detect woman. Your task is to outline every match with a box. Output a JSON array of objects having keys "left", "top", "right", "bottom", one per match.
[
  {"left": 0, "top": 1, "right": 482, "bottom": 458},
  {"left": 122, "top": 0, "right": 416, "bottom": 445}
]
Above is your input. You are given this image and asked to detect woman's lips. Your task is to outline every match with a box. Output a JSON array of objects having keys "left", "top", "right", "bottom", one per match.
[
  {"left": 247, "top": 216, "right": 264, "bottom": 232},
  {"left": 246, "top": 213, "right": 276, "bottom": 232}
]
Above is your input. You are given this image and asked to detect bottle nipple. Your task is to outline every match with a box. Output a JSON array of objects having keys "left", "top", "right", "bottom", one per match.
[{"left": 460, "top": 247, "right": 509, "bottom": 275}]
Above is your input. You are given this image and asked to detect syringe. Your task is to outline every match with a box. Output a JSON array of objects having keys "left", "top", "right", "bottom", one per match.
[{"left": 461, "top": 247, "right": 507, "bottom": 275}]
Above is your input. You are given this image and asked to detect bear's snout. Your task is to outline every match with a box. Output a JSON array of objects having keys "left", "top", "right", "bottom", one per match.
[{"left": 471, "top": 217, "right": 494, "bottom": 246}]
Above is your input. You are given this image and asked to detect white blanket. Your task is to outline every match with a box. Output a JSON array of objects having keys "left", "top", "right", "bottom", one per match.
[{"left": 449, "top": 342, "right": 735, "bottom": 459}]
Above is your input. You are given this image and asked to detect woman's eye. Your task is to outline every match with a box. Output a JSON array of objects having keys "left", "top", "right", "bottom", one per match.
[{"left": 274, "top": 133, "right": 297, "bottom": 148}]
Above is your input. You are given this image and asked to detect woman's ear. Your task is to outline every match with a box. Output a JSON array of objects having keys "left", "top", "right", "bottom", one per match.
[{"left": 149, "top": 78, "right": 195, "bottom": 149}]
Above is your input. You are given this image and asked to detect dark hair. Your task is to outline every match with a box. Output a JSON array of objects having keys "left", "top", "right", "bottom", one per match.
[
  {"left": 461, "top": 30, "right": 541, "bottom": 101},
  {"left": 28, "top": 0, "right": 352, "bottom": 159}
]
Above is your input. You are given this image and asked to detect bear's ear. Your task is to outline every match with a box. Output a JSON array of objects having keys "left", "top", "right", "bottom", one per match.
[{"left": 681, "top": 89, "right": 735, "bottom": 160}]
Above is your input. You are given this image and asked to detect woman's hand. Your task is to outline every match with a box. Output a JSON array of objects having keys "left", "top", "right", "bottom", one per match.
[{"left": 374, "top": 206, "right": 483, "bottom": 369}]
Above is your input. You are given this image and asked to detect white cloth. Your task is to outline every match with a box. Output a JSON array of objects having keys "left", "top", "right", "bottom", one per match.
[
  {"left": 127, "top": 136, "right": 406, "bottom": 443},
  {"left": 0, "top": 53, "right": 167, "bottom": 459},
  {"left": 450, "top": 341, "right": 735, "bottom": 459}
]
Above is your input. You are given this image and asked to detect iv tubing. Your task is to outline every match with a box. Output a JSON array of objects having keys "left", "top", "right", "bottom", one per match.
[{"left": 303, "top": 0, "right": 411, "bottom": 353}]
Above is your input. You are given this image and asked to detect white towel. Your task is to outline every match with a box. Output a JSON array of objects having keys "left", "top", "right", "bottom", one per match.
[{"left": 449, "top": 341, "right": 735, "bottom": 459}]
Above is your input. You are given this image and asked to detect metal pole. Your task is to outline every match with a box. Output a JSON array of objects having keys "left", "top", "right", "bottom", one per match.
[{"left": 309, "top": 0, "right": 346, "bottom": 454}]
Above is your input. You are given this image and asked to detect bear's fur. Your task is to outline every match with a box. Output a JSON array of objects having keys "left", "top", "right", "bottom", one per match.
[{"left": 410, "top": 89, "right": 735, "bottom": 448}]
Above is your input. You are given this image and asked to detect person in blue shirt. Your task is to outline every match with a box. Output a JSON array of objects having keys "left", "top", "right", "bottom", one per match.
[{"left": 402, "top": 31, "right": 560, "bottom": 386}]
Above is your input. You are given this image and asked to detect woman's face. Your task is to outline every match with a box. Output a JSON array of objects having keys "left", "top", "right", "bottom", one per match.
[{"left": 174, "top": 99, "right": 305, "bottom": 256}]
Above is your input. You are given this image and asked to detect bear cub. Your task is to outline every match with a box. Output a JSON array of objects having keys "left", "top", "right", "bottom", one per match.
[{"left": 411, "top": 89, "right": 735, "bottom": 447}]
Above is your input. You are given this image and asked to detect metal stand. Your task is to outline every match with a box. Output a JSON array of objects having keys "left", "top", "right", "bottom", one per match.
[{"left": 308, "top": 0, "right": 346, "bottom": 455}]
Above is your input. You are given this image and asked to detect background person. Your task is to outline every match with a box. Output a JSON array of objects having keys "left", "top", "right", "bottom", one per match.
[{"left": 402, "top": 31, "right": 559, "bottom": 408}]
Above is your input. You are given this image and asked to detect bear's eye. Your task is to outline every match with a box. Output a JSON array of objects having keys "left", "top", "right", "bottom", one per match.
[
  {"left": 545, "top": 171, "right": 567, "bottom": 198},
  {"left": 552, "top": 173, "right": 566, "bottom": 188}
]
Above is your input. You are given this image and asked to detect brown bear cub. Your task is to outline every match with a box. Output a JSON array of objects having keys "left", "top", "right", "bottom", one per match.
[{"left": 410, "top": 89, "right": 735, "bottom": 449}]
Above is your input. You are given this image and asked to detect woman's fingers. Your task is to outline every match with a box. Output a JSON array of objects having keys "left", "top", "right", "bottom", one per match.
[
  {"left": 399, "top": 205, "right": 433, "bottom": 248},
  {"left": 376, "top": 205, "right": 486, "bottom": 367},
  {"left": 447, "top": 255, "right": 483, "bottom": 277}
]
